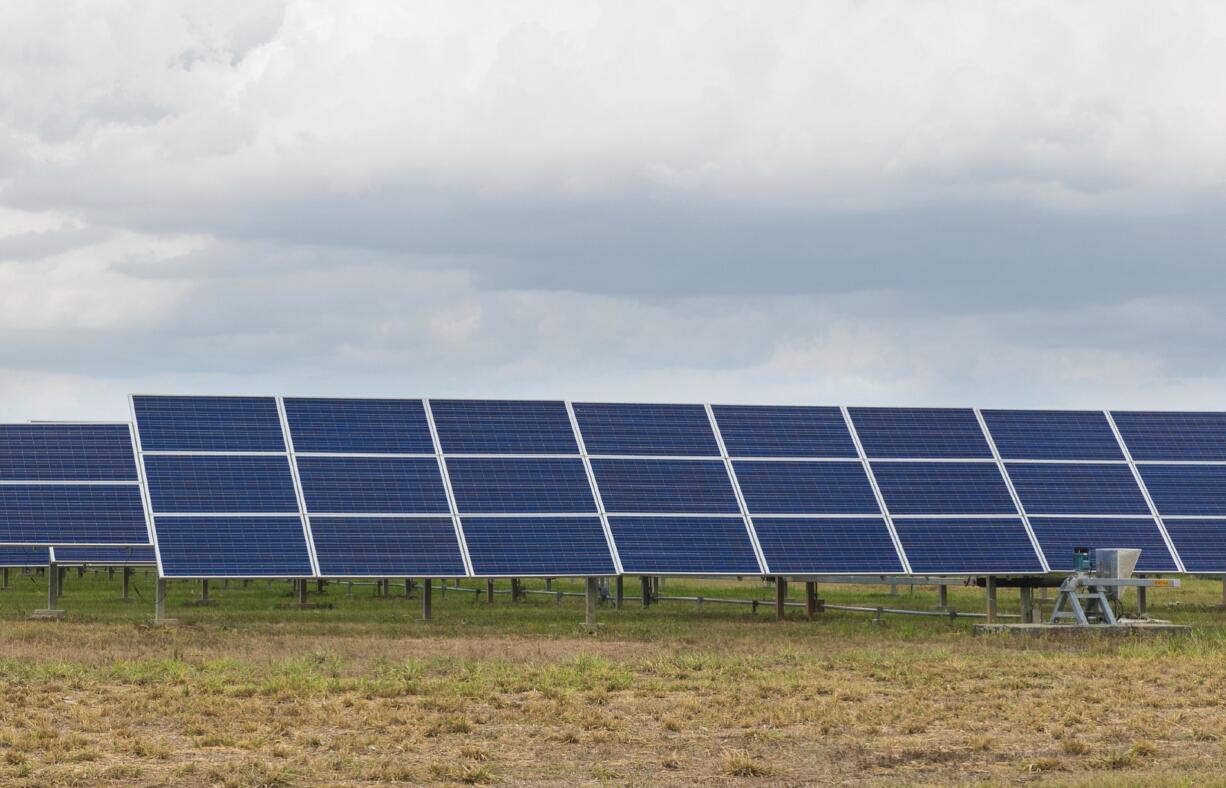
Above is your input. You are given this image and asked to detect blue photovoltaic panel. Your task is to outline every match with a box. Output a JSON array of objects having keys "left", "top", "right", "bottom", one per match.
[
  {"left": 0, "top": 547, "right": 49, "bottom": 566},
  {"left": 430, "top": 400, "right": 578, "bottom": 455},
  {"left": 848, "top": 407, "right": 992, "bottom": 459},
  {"left": 732, "top": 460, "right": 880, "bottom": 515},
  {"left": 1164, "top": 520, "right": 1226, "bottom": 573},
  {"left": 154, "top": 516, "right": 313, "bottom": 577},
  {"left": 981, "top": 410, "right": 1124, "bottom": 461},
  {"left": 1112, "top": 411, "right": 1226, "bottom": 462},
  {"left": 1138, "top": 465, "right": 1226, "bottom": 516},
  {"left": 871, "top": 462, "right": 1016, "bottom": 515},
  {"left": 132, "top": 396, "right": 285, "bottom": 452},
  {"left": 143, "top": 455, "right": 299, "bottom": 514},
  {"left": 1005, "top": 463, "right": 1149, "bottom": 515},
  {"left": 296, "top": 456, "right": 449, "bottom": 514},
  {"left": 461, "top": 516, "right": 615, "bottom": 576},
  {"left": 446, "top": 457, "right": 595, "bottom": 514},
  {"left": 573, "top": 402, "right": 720, "bottom": 457},
  {"left": 590, "top": 459, "right": 740, "bottom": 514},
  {"left": 0, "top": 486, "right": 148, "bottom": 544},
  {"left": 311, "top": 516, "right": 466, "bottom": 576},
  {"left": 753, "top": 517, "right": 904, "bottom": 574},
  {"left": 284, "top": 398, "right": 434, "bottom": 454},
  {"left": 54, "top": 546, "right": 156, "bottom": 564},
  {"left": 893, "top": 517, "right": 1043, "bottom": 574},
  {"left": 0, "top": 424, "right": 138, "bottom": 481},
  {"left": 608, "top": 516, "right": 760, "bottom": 574},
  {"left": 1028, "top": 517, "right": 1177, "bottom": 572},
  {"left": 711, "top": 405, "right": 858, "bottom": 458}
]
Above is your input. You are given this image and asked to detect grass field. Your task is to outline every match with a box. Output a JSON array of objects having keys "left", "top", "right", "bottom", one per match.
[{"left": 2, "top": 571, "right": 1226, "bottom": 786}]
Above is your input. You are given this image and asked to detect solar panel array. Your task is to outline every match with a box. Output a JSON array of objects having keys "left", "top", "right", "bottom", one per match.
[
  {"left": 123, "top": 397, "right": 1226, "bottom": 578},
  {"left": 0, "top": 423, "right": 150, "bottom": 549}
]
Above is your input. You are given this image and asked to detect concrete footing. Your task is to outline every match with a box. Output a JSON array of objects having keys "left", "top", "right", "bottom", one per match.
[{"left": 29, "top": 609, "right": 65, "bottom": 620}]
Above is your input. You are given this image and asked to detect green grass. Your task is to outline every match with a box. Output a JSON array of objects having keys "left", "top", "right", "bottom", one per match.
[{"left": 1, "top": 570, "right": 1226, "bottom": 785}]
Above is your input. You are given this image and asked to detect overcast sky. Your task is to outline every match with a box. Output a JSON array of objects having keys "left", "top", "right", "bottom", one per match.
[{"left": 2, "top": 1, "right": 1225, "bottom": 420}]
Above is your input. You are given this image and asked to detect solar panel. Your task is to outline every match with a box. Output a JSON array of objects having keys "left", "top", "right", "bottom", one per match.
[
  {"left": 0, "top": 424, "right": 139, "bottom": 481},
  {"left": 446, "top": 457, "right": 595, "bottom": 514},
  {"left": 849, "top": 407, "right": 992, "bottom": 459},
  {"left": 54, "top": 546, "right": 156, "bottom": 565},
  {"left": 573, "top": 402, "right": 720, "bottom": 456},
  {"left": 310, "top": 517, "right": 467, "bottom": 576},
  {"left": 143, "top": 455, "right": 300, "bottom": 514},
  {"left": 608, "top": 516, "right": 761, "bottom": 574},
  {"left": 892, "top": 517, "right": 1044, "bottom": 574},
  {"left": 1027, "top": 517, "right": 1177, "bottom": 572},
  {"left": 870, "top": 462, "right": 1017, "bottom": 516},
  {"left": 1005, "top": 463, "right": 1150, "bottom": 515},
  {"left": 981, "top": 410, "right": 1124, "bottom": 461},
  {"left": 751, "top": 517, "right": 904, "bottom": 574},
  {"left": 711, "top": 405, "right": 858, "bottom": 458},
  {"left": 732, "top": 460, "right": 880, "bottom": 515},
  {"left": 296, "top": 457, "right": 449, "bottom": 514},
  {"left": 0, "top": 547, "right": 49, "bottom": 566},
  {"left": 430, "top": 400, "right": 578, "bottom": 455},
  {"left": 154, "top": 516, "right": 314, "bottom": 577},
  {"left": 589, "top": 459, "right": 741, "bottom": 514},
  {"left": 284, "top": 398, "right": 434, "bottom": 454},
  {"left": 1113, "top": 411, "right": 1226, "bottom": 461},
  {"left": 0, "top": 486, "right": 148, "bottom": 544},
  {"left": 132, "top": 396, "right": 285, "bottom": 452},
  {"left": 1163, "top": 520, "right": 1226, "bottom": 573},
  {"left": 133, "top": 395, "right": 314, "bottom": 578},
  {"left": 1137, "top": 465, "right": 1226, "bottom": 516},
  {"left": 460, "top": 516, "right": 616, "bottom": 576}
]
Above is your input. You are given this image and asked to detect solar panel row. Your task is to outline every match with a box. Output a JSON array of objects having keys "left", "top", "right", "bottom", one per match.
[{"left": 105, "top": 399, "right": 1226, "bottom": 579}]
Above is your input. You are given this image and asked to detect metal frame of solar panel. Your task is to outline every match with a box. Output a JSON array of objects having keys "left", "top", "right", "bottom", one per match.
[
  {"left": 0, "top": 422, "right": 151, "bottom": 551},
  {"left": 282, "top": 397, "right": 470, "bottom": 578},
  {"left": 431, "top": 399, "right": 618, "bottom": 578},
  {"left": 131, "top": 395, "right": 317, "bottom": 579},
  {"left": 981, "top": 409, "right": 1182, "bottom": 574},
  {"left": 51, "top": 546, "right": 157, "bottom": 566},
  {"left": 1112, "top": 411, "right": 1226, "bottom": 574},
  {"left": 711, "top": 404, "right": 905, "bottom": 575},
  {"left": 572, "top": 402, "right": 766, "bottom": 576},
  {"left": 847, "top": 407, "right": 1047, "bottom": 575}
]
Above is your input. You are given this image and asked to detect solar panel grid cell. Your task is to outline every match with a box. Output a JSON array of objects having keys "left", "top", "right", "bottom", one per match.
[
  {"left": 310, "top": 516, "right": 467, "bottom": 576},
  {"left": 461, "top": 516, "right": 616, "bottom": 576},
  {"left": 1138, "top": 464, "right": 1226, "bottom": 516},
  {"left": 981, "top": 410, "right": 1124, "bottom": 461},
  {"left": 732, "top": 460, "right": 880, "bottom": 515},
  {"left": 849, "top": 407, "right": 992, "bottom": 459},
  {"left": 0, "top": 485, "right": 149, "bottom": 544},
  {"left": 870, "top": 462, "right": 1017, "bottom": 515},
  {"left": 1164, "top": 520, "right": 1226, "bottom": 573},
  {"left": 1028, "top": 517, "right": 1177, "bottom": 572},
  {"left": 711, "top": 405, "right": 858, "bottom": 458},
  {"left": 892, "top": 517, "right": 1044, "bottom": 574},
  {"left": 608, "top": 516, "right": 761, "bottom": 574},
  {"left": 752, "top": 517, "right": 904, "bottom": 574},
  {"left": 132, "top": 396, "right": 286, "bottom": 452},
  {"left": 154, "top": 515, "right": 314, "bottom": 577},
  {"left": 1006, "top": 462, "right": 1151, "bottom": 515},
  {"left": 55, "top": 546, "right": 156, "bottom": 564},
  {"left": 573, "top": 403, "right": 720, "bottom": 456},
  {"left": 590, "top": 458, "right": 741, "bottom": 514},
  {"left": 284, "top": 398, "right": 435, "bottom": 454},
  {"left": 446, "top": 457, "right": 596, "bottom": 514},
  {"left": 1113, "top": 411, "right": 1226, "bottom": 461},
  {"left": 296, "top": 456, "right": 450, "bottom": 514},
  {"left": 430, "top": 400, "right": 578, "bottom": 455},
  {"left": 0, "top": 424, "right": 139, "bottom": 481},
  {"left": 143, "top": 455, "right": 300, "bottom": 514},
  {"left": 0, "top": 547, "right": 49, "bottom": 566}
]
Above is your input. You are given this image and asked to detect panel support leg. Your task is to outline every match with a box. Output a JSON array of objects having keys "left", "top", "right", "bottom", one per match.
[
  {"left": 641, "top": 576, "right": 651, "bottom": 607},
  {"left": 938, "top": 583, "right": 948, "bottom": 610},
  {"left": 58, "top": 566, "right": 65, "bottom": 597},
  {"left": 805, "top": 581, "right": 817, "bottom": 619},
  {"left": 511, "top": 578, "right": 521, "bottom": 602},
  {"left": 201, "top": 579, "right": 210, "bottom": 604},
  {"left": 153, "top": 578, "right": 176, "bottom": 625},
  {"left": 583, "top": 577, "right": 598, "bottom": 631},
  {"left": 2, "top": 567, "right": 8, "bottom": 591},
  {"left": 985, "top": 576, "right": 997, "bottom": 624},
  {"left": 775, "top": 577, "right": 787, "bottom": 621},
  {"left": 405, "top": 578, "right": 413, "bottom": 597},
  {"left": 297, "top": 578, "right": 308, "bottom": 606},
  {"left": 122, "top": 567, "right": 132, "bottom": 602},
  {"left": 545, "top": 578, "right": 552, "bottom": 591},
  {"left": 47, "top": 561, "right": 60, "bottom": 612},
  {"left": 1137, "top": 585, "right": 1148, "bottom": 618},
  {"left": 422, "top": 578, "right": 433, "bottom": 621},
  {"left": 486, "top": 579, "right": 495, "bottom": 604},
  {"left": 615, "top": 576, "right": 624, "bottom": 609},
  {"left": 1019, "top": 586, "right": 1034, "bottom": 624},
  {"left": 1220, "top": 577, "right": 1226, "bottom": 608}
]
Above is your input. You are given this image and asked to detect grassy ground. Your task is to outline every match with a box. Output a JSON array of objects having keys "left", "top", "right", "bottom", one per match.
[{"left": 2, "top": 571, "right": 1226, "bottom": 786}]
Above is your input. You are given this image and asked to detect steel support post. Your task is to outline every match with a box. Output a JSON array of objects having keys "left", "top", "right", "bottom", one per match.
[
  {"left": 640, "top": 576, "right": 651, "bottom": 606},
  {"left": 775, "top": 577, "right": 787, "bottom": 621},
  {"left": 805, "top": 581, "right": 817, "bottom": 619},
  {"left": 201, "top": 579, "right": 210, "bottom": 604},
  {"left": 985, "top": 576, "right": 997, "bottom": 624},
  {"left": 585, "top": 577, "right": 598, "bottom": 628},
  {"left": 1137, "top": 585, "right": 1148, "bottom": 618},
  {"left": 422, "top": 578, "right": 433, "bottom": 621},
  {"left": 486, "top": 579, "right": 495, "bottom": 603},
  {"left": 48, "top": 561, "right": 60, "bottom": 611},
  {"left": 2, "top": 567, "right": 8, "bottom": 590},
  {"left": 122, "top": 567, "right": 131, "bottom": 601},
  {"left": 938, "top": 584, "right": 948, "bottom": 609},
  {"left": 1019, "top": 586, "right": 1033, "bottom": 624},
  {"left": 154, "top": 578, "right": 173, "bottom": 623},
  {"left": 511, "top": 578, "right": 521, "bottom": 602},
  {"left": 297, "top": 578, "right": 308, "bottom": 606},
  {"left": 58, "top": 566, "right": 65, "bottom": 597},
  {"left": 615, "top": 576, "right": 624, "bottom": 609},
  {"left": 318, "top": 579, "right": 326, "bottom": 594}
]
